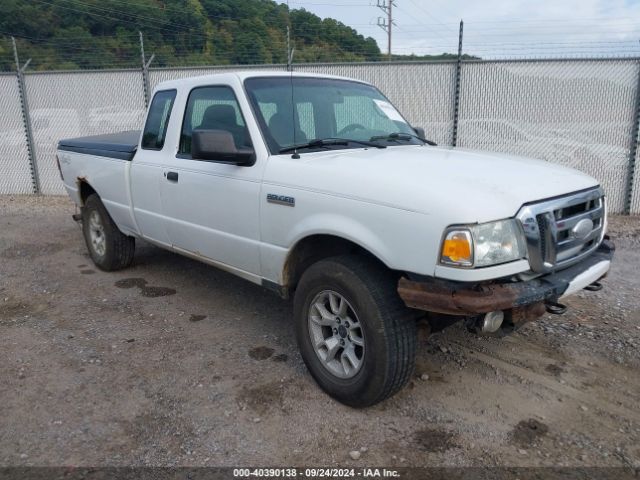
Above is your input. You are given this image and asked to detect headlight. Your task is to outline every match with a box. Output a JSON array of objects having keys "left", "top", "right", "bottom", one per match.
[{"left": 440, "top": 219, "right": 525, "bottom": 268}]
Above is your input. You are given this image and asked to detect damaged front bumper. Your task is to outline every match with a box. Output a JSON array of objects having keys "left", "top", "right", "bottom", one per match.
[{"left": 398, "top": 239, "right": 615, "bottom": 322}]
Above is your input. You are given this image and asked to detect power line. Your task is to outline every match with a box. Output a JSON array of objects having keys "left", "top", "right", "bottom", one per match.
[
  {"left": 288, "top": 1, "right": 372, "bottom": 5},
  {"left": 2, "top": 3, "right": 639, "bottom": 72},
  {"left": 403, "top": 0, "right": 455, "bottom": 33},
  {"left": 10, "top": 0, "right": 640, "bottom": 58}
]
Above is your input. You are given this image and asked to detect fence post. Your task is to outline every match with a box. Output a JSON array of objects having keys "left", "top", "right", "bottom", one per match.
[
  {"left": 12, "top": 37, "right": 40, "bottom": 194},
  {"left": 451, "top": 20, "right": 464, "bottom": 147},
  {"left": 139, "top": 32, "right": 155, "bottom": 108},
  {"left": 625, "top": 60, "right": 640, "bottom": 215},
  {"left": 286, "top": 26, "right": 295, "bottom": 71}
]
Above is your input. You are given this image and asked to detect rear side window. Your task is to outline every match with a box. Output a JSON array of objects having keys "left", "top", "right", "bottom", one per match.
[{"left": 141, "top": 89, "right": 176, "bottom": 150}]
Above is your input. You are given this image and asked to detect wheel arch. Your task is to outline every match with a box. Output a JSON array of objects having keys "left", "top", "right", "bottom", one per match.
[
  {"left": 77, "top": 178, "right": 98, "bottom": 206},
  {"left": 282, "top": 233, "right": 396, "bottom": 294}
]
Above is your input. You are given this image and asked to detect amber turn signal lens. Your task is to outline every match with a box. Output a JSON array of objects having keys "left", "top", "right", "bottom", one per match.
[{"left": 441, "top": 230, "right": 473, "bottom": 266}]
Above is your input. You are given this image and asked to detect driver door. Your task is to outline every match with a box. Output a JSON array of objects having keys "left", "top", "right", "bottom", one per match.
[{"left": 158, "top": 85, "right": 262, "bottom": 276}]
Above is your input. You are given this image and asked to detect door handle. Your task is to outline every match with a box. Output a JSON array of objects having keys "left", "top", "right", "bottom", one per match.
[{"left": 165, "top": 171, "right": 179, "bottom": 182}]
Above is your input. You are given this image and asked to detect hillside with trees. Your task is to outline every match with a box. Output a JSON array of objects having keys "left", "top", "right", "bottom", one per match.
[{"left": 0, "top": 0, "right": 462, "bottom": 71}]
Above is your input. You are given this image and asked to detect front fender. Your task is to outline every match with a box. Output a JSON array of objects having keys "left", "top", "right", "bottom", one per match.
[{"left": 258, "top": 188, "right": 443, "bottom": 284}]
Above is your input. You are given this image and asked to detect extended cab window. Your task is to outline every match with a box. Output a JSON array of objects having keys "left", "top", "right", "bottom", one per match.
[
  {"left": 179, "top": 86, "right": 251, "bottom": 156},
  {"left": 141, "top": 90, "right": 176, "bottom": 150}
]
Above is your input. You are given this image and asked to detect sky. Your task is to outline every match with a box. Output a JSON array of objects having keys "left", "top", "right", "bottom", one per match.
[{"left": 283, "top": 0, "right": 640, "bottom": 58}]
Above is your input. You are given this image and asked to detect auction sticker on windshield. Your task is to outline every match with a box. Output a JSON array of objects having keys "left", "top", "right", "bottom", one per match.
[{"left": 373, "top": 99, "right": 404, "bottom": 122}]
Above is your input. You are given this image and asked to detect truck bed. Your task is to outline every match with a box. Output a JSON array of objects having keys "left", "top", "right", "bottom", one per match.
[{"left": 58, "top": 130, "right": 140, "bottom": 161}]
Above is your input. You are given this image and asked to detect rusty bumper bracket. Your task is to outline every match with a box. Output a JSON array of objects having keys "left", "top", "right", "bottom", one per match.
[
  {"left": 398, "top": 276, "right": 552, "bottom": 316},
  {"left": 398, "top": 239, "right": 615, "bottom": 317}
]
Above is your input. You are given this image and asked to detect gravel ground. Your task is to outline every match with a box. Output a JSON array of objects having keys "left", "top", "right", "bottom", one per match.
[{"left": 1, "top": 195, "right": 639, "bottom": 468}]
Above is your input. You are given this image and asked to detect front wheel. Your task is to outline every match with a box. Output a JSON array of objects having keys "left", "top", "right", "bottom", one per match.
[
  {"left": 293, "top": 255, "right": 417, "bottom": 407},
  {"left": 82, "top": 193, "right": 135, "bottom": 271}
]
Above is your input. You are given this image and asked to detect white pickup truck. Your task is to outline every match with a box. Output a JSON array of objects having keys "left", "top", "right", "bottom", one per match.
[{"left": 57, "top": 72, "right": 614, "bottom": 407}]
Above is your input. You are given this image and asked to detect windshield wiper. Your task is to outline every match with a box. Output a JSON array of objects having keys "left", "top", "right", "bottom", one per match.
[
  {"left": 370, "top": 132, "right": 437, "bottom": 146},
  {"left": 279, "top": 137, "right": 386, "bottom": 154}
]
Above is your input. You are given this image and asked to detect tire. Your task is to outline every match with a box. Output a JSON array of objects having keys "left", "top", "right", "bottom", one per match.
[
  {"left": 293, "top": 255, "right": 417, "bottom": 407},
  {"left": 82, "top": 193, "right": 135, "bottom": 271}
]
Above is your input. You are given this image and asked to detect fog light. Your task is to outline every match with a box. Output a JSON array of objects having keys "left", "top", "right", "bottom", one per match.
[{"left": 482, "top": 310, "right": 504, "bottom": 333}]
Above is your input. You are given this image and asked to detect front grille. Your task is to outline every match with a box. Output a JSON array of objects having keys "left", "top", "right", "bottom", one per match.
[{"left": 516, "top": 187, "right": 606, "bottom": 273}]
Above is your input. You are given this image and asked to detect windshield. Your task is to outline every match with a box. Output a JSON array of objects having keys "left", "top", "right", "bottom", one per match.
[{"left": 244, "top": 77, "right": 421, "bottom": 154}]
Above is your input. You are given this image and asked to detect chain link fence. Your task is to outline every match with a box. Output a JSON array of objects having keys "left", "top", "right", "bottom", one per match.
[
  {"left": 23, "top": 70, "right": 147, "bottom": 194},
  {"left": 632, "top": 144, "right": 640, "bottom": 214},
  {"left": 457, "top": 59, "right": 639, "bottom": 214},
  {"left": 0, "top": 73, "right": 34, "bottom": 194},
  {"left": 294, "top": 62, "right": 458, "bottom": 146},
  {"left": 1, "top": 59, "right": 639, "bottom": 213},
  {"left": 148, "top": 65, "right": 288, "bottom": 92}
]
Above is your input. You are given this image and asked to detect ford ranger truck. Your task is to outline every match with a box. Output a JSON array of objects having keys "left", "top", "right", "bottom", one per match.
[{"left": 56, "top": 72, "right": 614, "bottom": 407}]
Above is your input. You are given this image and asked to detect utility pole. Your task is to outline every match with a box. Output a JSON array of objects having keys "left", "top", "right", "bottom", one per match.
[{"left": 377, "top": 0, "right": 395, "bottom": 60}]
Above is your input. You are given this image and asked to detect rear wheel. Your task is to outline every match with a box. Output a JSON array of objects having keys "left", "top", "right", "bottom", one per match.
[
  {"left": 82, "top": 194, "right": 135, "bottom": 271},
  {"left": 294, "top": 255, "right": 417, "bottom": 407}
]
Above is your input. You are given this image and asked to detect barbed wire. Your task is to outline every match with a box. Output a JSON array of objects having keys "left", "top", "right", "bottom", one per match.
[{"left": 1, "top": 1, "right": 639, "bottom": 73}]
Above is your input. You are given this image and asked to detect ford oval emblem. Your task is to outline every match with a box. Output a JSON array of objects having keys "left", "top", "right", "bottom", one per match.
[{"left": 571, "top": 218, "right": 593, "bottom": 240}]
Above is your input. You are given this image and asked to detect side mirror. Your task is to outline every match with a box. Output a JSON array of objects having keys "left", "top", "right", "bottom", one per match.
[
  {"left": 191, "top": 129, "right": 255, "bottom": 166},
  {"left": 413, "top": 126, "right": 426, "bottom": 139}
]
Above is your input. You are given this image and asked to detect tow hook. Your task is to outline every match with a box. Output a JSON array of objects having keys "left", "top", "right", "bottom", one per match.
[
  {"left": 545, "top": 300, "right": 568, "bottom": 315},
  {"left": 584, "top": 281, "right": 603, "bottom": 292}
]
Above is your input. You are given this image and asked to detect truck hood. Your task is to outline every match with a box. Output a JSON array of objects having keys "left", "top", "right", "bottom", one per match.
[{"left": 266, "top": 145, "right": 600, "bottom": 223}]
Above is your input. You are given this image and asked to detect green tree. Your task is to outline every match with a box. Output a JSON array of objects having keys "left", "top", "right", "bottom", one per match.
[{"left": 0, "top": 0, "right": 464, "bottom": 71}]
